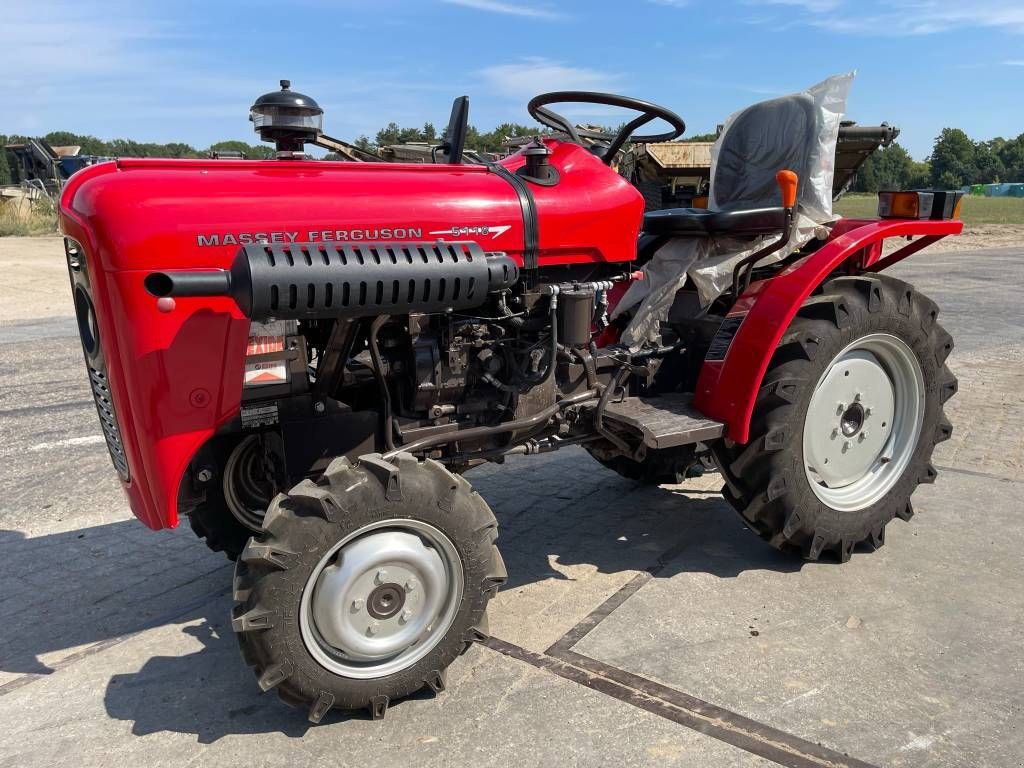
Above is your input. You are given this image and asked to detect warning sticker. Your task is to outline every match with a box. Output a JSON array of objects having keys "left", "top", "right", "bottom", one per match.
[
  {"left": 246, "top": 320, "right": 289, "bottom": 355},
  {"left": 244, "top": 361, "right": 288, "bottom": 386},
  {"left": 240, "top": 403, "right": 279, "bottom": 429}
]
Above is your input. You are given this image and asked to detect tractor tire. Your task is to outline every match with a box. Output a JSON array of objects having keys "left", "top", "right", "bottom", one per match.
[
  {"left": 188, "top": 499, "right": 250, "bottom": 561},
  {"left": 713, "top": 274, "right": 956, "bottom": 562},
  {"left": 231, "top": 453, "right": 506, "bottom": 723}
]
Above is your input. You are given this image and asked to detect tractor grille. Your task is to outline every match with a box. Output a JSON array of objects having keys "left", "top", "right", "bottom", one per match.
[
  {"left": 66, "top": 238, "right": 131, "bottom": 481},
  {"left": 87, "top": 366, "right": 130, "bottom": 480}
]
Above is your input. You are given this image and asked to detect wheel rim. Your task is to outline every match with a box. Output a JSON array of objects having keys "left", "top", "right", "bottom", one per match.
[
  {"left": 802, "top": 333, "right": 924, "bottom": 512},
  {"left": 299, "top": 519, "right": 464, "bottom": 679}
]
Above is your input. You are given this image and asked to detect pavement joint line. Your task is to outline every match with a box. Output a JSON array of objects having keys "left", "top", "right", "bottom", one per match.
[
  {"left": 483, "top": 638, "right": 875, "bottom": 768},
  {"left": 0, "top": 587, "right": 229, "bottom": 698},
  {"left": 935, "top": 464, "right": 1020, "bottom": 484},
  {"left": 486, "top": 538, "right": 879, "bottom": 768}
]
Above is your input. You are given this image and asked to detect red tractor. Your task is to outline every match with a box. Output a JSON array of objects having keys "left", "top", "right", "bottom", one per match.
[{"left": 59, "top": 83, "right": 960, "bottom": 722}]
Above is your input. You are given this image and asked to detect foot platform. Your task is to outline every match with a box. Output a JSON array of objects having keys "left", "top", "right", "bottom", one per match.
[{"left": 601, "top": 393, "right": 724, "bottom": 450}]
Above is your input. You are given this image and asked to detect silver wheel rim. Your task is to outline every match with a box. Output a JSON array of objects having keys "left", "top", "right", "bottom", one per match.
[
  {"left": 299, "top": 519, "right": 463, "bottom": 679},
  {"left": 802, "top": 333, "right": 924, "bottom": 512}
]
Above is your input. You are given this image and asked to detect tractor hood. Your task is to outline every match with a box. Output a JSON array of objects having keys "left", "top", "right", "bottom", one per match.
[{"left": 59, "top": 141, "right": 643, "bottom": 275}]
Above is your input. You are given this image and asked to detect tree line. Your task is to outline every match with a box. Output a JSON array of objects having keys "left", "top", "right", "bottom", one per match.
[
  {"left": 0, "top": 132, "right": 276, "bottom": 184},
  {"left": 3, "top": 125, "right": 1022, "bottom": 191},
  {"left": 850, "top": 128, "right": 1024, "bottom": 192}
]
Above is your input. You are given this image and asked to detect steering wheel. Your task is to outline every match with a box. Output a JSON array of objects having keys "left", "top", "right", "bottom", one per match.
[{"left": 527, "top": 91, "right": 686, "bottom": 165}]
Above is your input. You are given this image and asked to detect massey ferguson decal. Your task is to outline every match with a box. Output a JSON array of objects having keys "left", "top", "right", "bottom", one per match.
[
  {"left": 196, "top": 227, "right": 424, "bottom": 247},
  {"left": 196, "top": 224, "right": 512, "bottom": 247}
]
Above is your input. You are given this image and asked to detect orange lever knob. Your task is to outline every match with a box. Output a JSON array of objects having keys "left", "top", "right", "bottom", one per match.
[{"left": 776, "top": 169, "right": 798, "bottom": 209}]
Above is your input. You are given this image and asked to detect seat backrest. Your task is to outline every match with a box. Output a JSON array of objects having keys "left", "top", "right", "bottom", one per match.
[{"left": 711, "top": 93, "right": 818, "bottom": 213}]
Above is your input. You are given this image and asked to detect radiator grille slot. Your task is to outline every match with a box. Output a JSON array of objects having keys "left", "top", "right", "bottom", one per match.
[
  {"left": 87, "top": 367, "right": 130, "bottom": 480},
  {"left": 66, "top": 238, "right": 131, "bottom": 481}
]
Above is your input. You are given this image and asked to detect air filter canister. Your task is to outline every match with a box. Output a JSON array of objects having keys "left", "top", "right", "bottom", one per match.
[{"left": 558, "top": 289, "right": 595, "bottom": 347}]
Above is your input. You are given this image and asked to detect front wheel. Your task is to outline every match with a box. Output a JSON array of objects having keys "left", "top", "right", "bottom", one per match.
[
  {"left": 232, "top": 453, "right": 506, "bottom": 722},
  {"left": 715, "top": 274, "right": 957, "bottom": 562}
]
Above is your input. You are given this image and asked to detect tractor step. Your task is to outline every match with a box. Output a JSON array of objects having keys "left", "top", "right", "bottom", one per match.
[{"left": 602, "top": 393, "right": 724, "bottom": 450}]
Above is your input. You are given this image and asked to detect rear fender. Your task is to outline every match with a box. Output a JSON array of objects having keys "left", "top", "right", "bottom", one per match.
[{"left": 693, "top": 218, "right": 963, "bottom": 445}]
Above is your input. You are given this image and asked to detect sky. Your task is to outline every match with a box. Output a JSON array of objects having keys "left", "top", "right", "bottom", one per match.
[{"left": 2, "top": 0, "right": 1023, "bottom": 159}]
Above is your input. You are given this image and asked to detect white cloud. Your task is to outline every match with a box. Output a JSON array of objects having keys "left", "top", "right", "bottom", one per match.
[
  {"left": 440, "top": 0, "right": 566, "bottom": 20},
  {"left": 747, "top": 0, "right": 841, "bottom": 11},
  {"left": 749, "top": 0, "right": 1024, "bottom": 35},
  {"left": 647, "top": 0, "right": 690, "bottom": 8},
  {"left": 477, "top": 58, "right": 621, "bottom": 101},
  {"left": 1005, "top": 60, "right": 1024, "bottom": 66}
]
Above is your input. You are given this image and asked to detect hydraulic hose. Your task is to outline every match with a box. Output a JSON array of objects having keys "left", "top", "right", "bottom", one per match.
[
  {"left": 383, "top": 389, "right": 597, "bottom": 460},
  {"left": 367, "top": 315, "right": 396, "bottom": 452}
]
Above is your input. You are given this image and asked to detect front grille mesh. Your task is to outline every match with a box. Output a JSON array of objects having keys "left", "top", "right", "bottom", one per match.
[
  {"left": 66, "top": 237, "right": 131, "bottom": 482},
  {"left": 87, "top": 366, "right": 130, "bottom": 480}
]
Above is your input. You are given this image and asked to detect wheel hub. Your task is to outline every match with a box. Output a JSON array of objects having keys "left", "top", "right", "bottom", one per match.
[
  {"left": 366, "top": 583, "right": 406, "bottom": 620},
  {"left": 840, "top": 402, "right": 865, "bottom": 438},
  {"left": 803, "top": 334, "right": 924, "bottom": 512},
  {"left": 299, "top": 520, "right": 463, "bottom": 679}
]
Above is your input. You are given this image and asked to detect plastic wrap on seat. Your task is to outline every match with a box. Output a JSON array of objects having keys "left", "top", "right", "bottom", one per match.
[{"left": 617, "top": 73, "right": 854, "bottom": 348}]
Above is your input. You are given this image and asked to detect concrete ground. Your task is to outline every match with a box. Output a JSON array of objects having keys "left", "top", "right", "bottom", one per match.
[{"left": 0, "top": 236, "right": 1021, "bottom": 768}]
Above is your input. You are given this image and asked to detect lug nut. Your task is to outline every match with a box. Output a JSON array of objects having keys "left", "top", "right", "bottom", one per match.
[
  {"left": 859, "top": 432, "right": 868, "bottom": 441},
  {"left": 368, "top": 622, "right": 380, "bottom": 636},
  {"left": 197, "top": 468, "right": 214, "bottom": 483},
  {"left": 400, "top": 609, "right": 413, "bottom": 623},
  {"left": 854, "top": 392, "right": 862, "bottom": 402},
  {"left": 351, "top": 598, "right": 364, "bottom": 612},
  {"left": 836, "top": 402, "right": 846, "bottom": 415},
  {"left": 831, "top": 428, "right": 839, "bottom": 439},
  {"left": 405, "top": 579, "right": 417, "bottom": 592},
  {"left": 843, "top": 440, "right": 852, "bottom": 451},
  {"left": 375, "top": 569, "right": 388, "bottom": 584}
]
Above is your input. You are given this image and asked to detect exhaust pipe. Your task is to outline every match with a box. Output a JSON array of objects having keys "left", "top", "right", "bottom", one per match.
[{"left": 145, "top": 241, "right": 520, "bottom": 320}]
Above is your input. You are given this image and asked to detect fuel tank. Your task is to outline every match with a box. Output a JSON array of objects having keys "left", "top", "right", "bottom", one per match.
[{"left": 58, "top": 141, "right": 643, "bottom": 531}]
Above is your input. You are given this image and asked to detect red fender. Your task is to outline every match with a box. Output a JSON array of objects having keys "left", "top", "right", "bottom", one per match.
[{"left": 692, "top": 218, "right": 963, "bottom": 445}]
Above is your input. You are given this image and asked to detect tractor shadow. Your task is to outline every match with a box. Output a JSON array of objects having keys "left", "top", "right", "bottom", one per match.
[
  {"left": 469, "top": 448, "right": 808, "bottom": 590},
  {"left": 2, "top": 449, "right": 817, "bottom": 742}
]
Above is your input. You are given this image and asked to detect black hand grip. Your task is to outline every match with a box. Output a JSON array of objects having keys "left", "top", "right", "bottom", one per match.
[{"left": 144, "top": 271, "right": 231, "bottom": 298}]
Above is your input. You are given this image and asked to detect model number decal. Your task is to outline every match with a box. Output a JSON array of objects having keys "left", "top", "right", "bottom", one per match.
[{"left": 427, "top": 225, "right": 511, "bottom": 240}]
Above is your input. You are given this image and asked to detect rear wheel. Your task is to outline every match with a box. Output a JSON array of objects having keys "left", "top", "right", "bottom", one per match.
[
  {"left": 232, "top": 453, "right": 506, "bottom": 722},
  {"left": 714, "top": 274, "right": 956, "bottom": 561}
]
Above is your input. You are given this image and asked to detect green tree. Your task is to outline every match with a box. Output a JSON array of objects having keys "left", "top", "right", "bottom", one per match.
[
  {"left": 0, "top": 141, "right": 10, "bottom": 185},
  {"left": 375, "top": 122, "right": 403, "bottom": 146},
  {"left": 208, "top": 140, "right": 275, "bottom": 159},
  {"left": 996, "top": 133, "right": 1024, "bottom": 180},
  {"left": 929, "top": 128, "right": 974, "bottom": 188},
  {"left": 971, "top": 140, "right": 1005, "bottom": 184},
  {"left": 906, "top": 160, "right": 931, "bottom": 189},
  {"left": 852, "top": 142, "right": 925, "bottom": 192}
]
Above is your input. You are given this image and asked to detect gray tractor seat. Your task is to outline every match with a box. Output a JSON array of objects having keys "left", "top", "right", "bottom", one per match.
[
  {"left": 641, "top": 206, "right": 787, "bottom": 237},
  {"left": 640, "top": 92, "right": 818, "bottom": 241}
]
